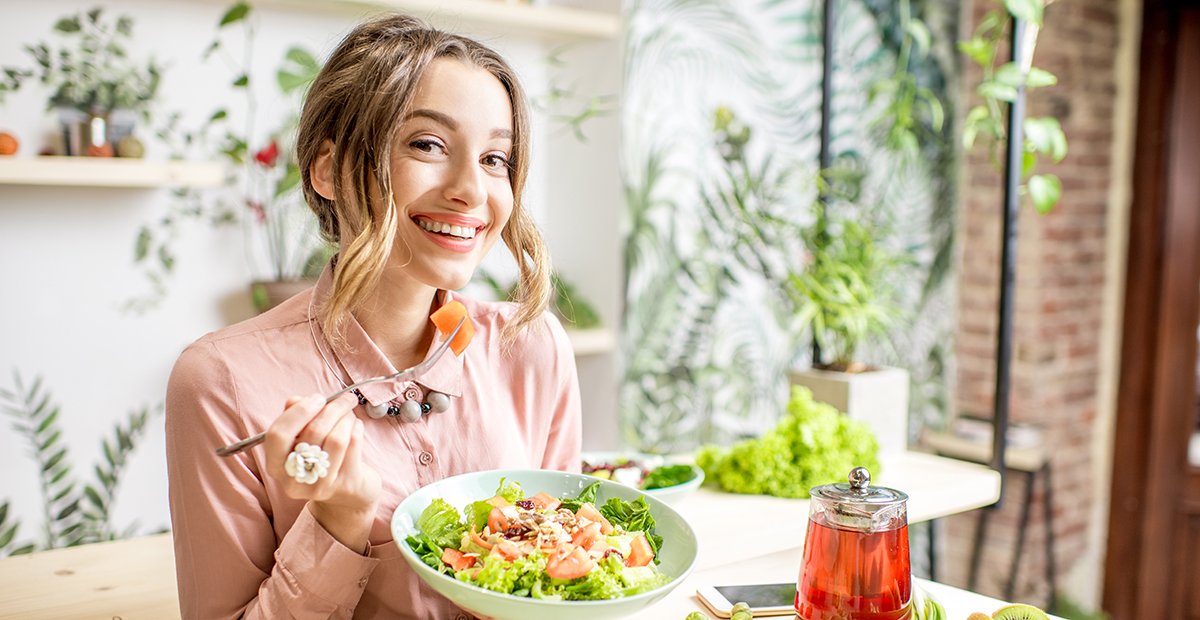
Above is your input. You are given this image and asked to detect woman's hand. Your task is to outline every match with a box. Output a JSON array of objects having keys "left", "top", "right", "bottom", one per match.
[{"left": 264, "top": 393, "right": 383, "bottom": 553}]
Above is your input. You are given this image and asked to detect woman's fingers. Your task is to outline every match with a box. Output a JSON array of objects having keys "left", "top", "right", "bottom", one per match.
[
  {"left": 264, "top": 394, "right": 326, "bottom": 478},
  {"left": 309, "top": 410, "right": 357, "bottom": 497},
  {"left": 296, "top": 393, "right": 357, "bottom": 447}
]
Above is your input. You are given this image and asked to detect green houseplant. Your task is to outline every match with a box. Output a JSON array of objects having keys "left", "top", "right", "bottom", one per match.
[{"left": 0, "top": 7, "right": 162, "bottom": 156}]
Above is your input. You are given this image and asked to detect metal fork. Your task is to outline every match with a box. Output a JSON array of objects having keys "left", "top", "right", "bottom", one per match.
[{"left": 215, "top": 317, "right": 466, "bottom": 457}]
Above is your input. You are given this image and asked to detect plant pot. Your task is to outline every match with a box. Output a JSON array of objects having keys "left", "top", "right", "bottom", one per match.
[
  {"left": 251, "top": 279, "right": 316, "bottom": 314},
  {"left": 787, "top": 365, "right": 910, "bottom": 454},
  {"left": 58, "top": 108, "right": 136, "bottom": 156}
]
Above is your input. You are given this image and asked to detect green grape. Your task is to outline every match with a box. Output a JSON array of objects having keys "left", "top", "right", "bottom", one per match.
[{"left": 684, "top": 612, "right": 710, "bottom": 620}]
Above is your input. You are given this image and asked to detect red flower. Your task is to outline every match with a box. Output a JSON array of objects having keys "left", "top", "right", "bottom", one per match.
[{"left": 253, "top": 141, "right": 279, "bottom": 168}]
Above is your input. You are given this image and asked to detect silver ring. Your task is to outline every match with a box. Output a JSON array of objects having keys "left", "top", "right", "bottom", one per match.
[{"left": 285, "top": 442, "right": 330, "bottom": 485}]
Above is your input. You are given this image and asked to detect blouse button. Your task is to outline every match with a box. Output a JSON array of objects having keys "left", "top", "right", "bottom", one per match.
[
  {"left": 358, "top": 576, "right": 368, "bottom": 588},
  {"left": 418, "top": 451, "right": 433, "bottom": 466},
  {"left": 454, "top": 615, "right": 470, "bottom": 620},
  {"left": 402, "top": 384, "right": 422, "bottom": 402}
]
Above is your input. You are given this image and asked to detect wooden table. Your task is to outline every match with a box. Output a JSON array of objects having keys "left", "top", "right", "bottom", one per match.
[{"left": 0, "top": 451, "right": 1001, "bottom": 619}]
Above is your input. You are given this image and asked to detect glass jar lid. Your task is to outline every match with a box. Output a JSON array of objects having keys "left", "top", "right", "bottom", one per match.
[{"left": 810, "top": 467, "right": 908, "bottom": 506}]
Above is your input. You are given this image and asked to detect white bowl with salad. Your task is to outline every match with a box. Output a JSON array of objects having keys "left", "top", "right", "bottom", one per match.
[
  {"left": 581, "top": 452, "right": 705, "bottom": 504},
  {"left": 391, "top": 469, "right": 699, "bottom": 620}
]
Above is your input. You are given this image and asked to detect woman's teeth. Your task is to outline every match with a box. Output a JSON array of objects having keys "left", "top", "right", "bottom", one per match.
[{"left": 417, "top": 218, "right": 476, "bottom": 239}]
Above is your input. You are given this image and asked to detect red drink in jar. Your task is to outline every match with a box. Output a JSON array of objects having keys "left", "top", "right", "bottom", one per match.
[{"left": 795, "top": 467, "right": 912, "bottom": 620}]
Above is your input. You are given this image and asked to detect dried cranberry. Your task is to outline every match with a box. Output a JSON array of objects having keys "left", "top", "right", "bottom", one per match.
[
  {"left": 516, "top": 499, "right": 535, "bottom": 510},
  {"left": 603, "top": 549, "right": 624, "bottom": 561},
  {"left": 504, "top": 526, "right": 525, "bottom": 539}
]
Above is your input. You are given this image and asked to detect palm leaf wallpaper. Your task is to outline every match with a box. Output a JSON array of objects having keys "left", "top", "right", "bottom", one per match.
[{"left": 619, "top": 0, "right": 959, "bottom": 452}]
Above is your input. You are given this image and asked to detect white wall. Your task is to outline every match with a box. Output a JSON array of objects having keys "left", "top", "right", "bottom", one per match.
[{"left": 0, "top": 0, "right": 621, "bottom": 544}]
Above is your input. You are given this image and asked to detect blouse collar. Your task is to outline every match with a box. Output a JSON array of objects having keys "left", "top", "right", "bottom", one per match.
[{"left": 307, "top": 265, "right": 465, "bottom": 406}]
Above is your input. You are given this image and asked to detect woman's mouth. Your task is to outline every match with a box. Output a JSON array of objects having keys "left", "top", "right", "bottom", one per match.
[
  {"left": 413, "top": 215, "right": 484, "bottom": 253},
  {"left": 415, "top": 216, "right": 479, "bottom": 240}
]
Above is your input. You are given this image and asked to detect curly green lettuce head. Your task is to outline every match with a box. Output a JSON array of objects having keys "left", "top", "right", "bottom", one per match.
[{"left": 697, "top": 386, "right": 880, "bottom": 498}]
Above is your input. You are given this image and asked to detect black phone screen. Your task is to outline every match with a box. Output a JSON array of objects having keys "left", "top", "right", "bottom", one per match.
[{"left": 714, "top": 583, "right": 796, "bottom": 608}]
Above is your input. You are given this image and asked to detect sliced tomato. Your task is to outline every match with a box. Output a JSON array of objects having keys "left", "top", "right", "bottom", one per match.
[
  {"left": 487, "top": 507, "right": 510, "bottom": 533},
  {"left": 546, "top": 544, "right": 595, "bottom": 580},
  {"left": 485, "top": 495, "right": 510, "bottom": 508},
  {"left": 574, "top": 503, "right": 614, "bottom": 534},
  {"left": 494, "top": 539, "right": 525, "bottom": 562},
  {"left": 440, "top": 548, "right": 477, "bottom": 572},
  {"left": 529, "top": 491, "right": 562, "bottom": 512},
  {"left": 571, "top": 521, "right": 604, "bottom": 550},
  {"left": 429, "top": 300, "right": 475, "bottom": 356},
  {"left": 626, "top": 532, "right": 654, "bottom": 567},
  {"left": 469, "top": 526, "right": 493, "bottom": 550}
]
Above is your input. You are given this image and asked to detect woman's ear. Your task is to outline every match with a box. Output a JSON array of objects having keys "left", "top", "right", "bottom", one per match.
[{"left": 310, "top": 139, "right": 336, "bottom": 200}]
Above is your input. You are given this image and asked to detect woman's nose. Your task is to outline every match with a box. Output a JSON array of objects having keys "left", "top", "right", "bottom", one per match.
[{"left": 442, "top": 156, "right": 487, "bottom": 209}]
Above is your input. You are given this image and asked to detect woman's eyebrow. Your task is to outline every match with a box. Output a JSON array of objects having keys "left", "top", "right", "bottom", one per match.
[{"left": 407, "top": 108, "right": 513, "bottom": 141}]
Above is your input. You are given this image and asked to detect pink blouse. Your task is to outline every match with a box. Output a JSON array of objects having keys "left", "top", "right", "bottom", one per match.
[{"left": 166, "top": 269, "right": 582, "bottom": 619}]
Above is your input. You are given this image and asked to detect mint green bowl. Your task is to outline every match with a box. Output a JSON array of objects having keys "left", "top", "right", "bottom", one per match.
[{"left": 391, "top": 469, "right": 699, "bottom": 620}]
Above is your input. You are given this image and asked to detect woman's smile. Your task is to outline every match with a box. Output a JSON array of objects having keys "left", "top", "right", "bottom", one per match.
[{"left": 412, "top": 213, "right": 487, "bottom": 253}]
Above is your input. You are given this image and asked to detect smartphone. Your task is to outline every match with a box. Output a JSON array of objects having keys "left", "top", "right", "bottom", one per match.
[{"left": 696, "top": 582, "right": 797, "bottom": 618}]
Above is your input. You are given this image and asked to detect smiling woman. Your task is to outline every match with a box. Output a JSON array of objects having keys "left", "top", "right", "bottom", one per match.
[{"left": 164, "top": 14, "right": 582, "bottom": 620}]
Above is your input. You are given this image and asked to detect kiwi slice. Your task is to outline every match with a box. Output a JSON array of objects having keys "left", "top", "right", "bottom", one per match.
[{"left": 992, "top": 604, "right": 1051, "bottom": 620}]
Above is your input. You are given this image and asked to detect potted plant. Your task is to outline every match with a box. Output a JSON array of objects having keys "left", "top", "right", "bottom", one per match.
[
  {"left": 786, "top": 216, "right": 913, "bottom": 454},
  {"left": 0, "top": 7, "right": 162, "bottom": 156},
  {"left": 244, "top": 133, "right": 333, "bottom": 313}
]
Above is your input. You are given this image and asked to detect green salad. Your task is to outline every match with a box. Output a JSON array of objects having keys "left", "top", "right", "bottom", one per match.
[{"left": 405, "top": 479, "right": 672, "bottom": 601}]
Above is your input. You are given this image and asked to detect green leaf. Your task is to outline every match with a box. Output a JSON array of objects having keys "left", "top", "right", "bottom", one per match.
[
  {"left": 905, "top": 20, "right": 931, "bottom": 57},
  {"left": 993, "top": 62, "right": 1025, "bottom": 89},
  {"left": 285, "top": 47, "right": 320, "bottom": 72},
  {"left": 1024, "top": 117, "right": 1067, "bottom": 162},
  {"left": 1025, "top": 67, "right": 1058, "bottom": 88},
  {"left": 978, "top": 81, "right": 1018, "bottom": 102},
  {"left": 134, "top": 227, "right": 151, "bottom": 262},
  {"left": 1004, "top": 0, "right": 1044, "bottom": 25},
  {"left": 958, "top": 37, "right": 993, "bottom": 66},
  {"left": 219, "top": 2, "right": 251, "bottom": 27},
  {"left": 962, "top": 105, "right": 990, "bottom": 149},
  {"left": 0, "top": 523, "right": 17, "bottom": 548},
  {"left": 83, "top": 486, "right": 105, "bottom": 511},
  {"left": 276, "top": 70, "right": 311, "bottom": 94},
  {"left": 275, "top": 164, "right": 301, "bottom": 198},
  {"left": 209, "top": 109, "right": 227, "bottom": 123},
  {"left": 12, "top": 544, "right": 35, "bottom": 555},
  {"left": 35, "top": 408, "right": 59, "bottom": 434},
  {"left": 1022, "top": 150, "right": 1036, "bottom": 175},
  {"left": 55, "top": 500, "right": 79, "bottom": 521},
  {"left": 44, "top": 448, "right": 67, "bottom": 472},
  {"left": 54, "top": 16, "right": 82, "bottom": 33},
  {"left": 232, "top": 74, "right": 248, "bottom": 88},
  {"left": 1029, "top": 173, "right": 1062, "bottom": 213}
]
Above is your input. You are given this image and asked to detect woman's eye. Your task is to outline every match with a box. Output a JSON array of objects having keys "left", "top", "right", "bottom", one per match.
[
  {"left": 482, "top": 153, "right": 510, "bottom": 170},
  {"left": 410, "top": 139, "right": 446, "bottom": 155}
]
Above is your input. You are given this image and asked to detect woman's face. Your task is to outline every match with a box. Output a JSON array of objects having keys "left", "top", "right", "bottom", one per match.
[{"left": 387, "top": 58, "right": 515, "bottom": 291}]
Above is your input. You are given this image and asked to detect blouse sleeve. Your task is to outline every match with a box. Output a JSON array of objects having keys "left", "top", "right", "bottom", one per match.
[
  {"left": 537, "top": 313, "right": 583, "bottom": 473},
  {"left": 165, "top": 341, "right": 379, "bottom": 619}
]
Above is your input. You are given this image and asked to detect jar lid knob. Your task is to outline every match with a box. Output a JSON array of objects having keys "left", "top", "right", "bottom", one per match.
[{"left": 848, "top": 467, "right": 871, "bottom": 490}]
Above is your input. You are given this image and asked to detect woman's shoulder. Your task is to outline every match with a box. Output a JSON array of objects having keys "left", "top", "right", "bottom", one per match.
[
  {"left": 453, "top": 293, "right": 570, "bottom": 354},
  {"left": 173, "top": 291, "right": 313, "bottom": 377}
]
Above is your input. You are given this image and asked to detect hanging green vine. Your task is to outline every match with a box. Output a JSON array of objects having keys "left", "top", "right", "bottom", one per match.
[{"left": 959, "top": 0, "right": 1067, "bottom": 213}]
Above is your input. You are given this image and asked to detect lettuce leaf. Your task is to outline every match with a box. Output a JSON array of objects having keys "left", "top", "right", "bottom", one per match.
[
  {"left": 599, "top": 496, "right": 663, "bottom": 557},
  {"left": 416, "top": 498, "right": 466, "bottom": 550},
  {"left": 560, "top": 480, "right": 601, "bottom": 512},
  {"left": 496, "top": 477, "right": 525, "bottom": 503}
]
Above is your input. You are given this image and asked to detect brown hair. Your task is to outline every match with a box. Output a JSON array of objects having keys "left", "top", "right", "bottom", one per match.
[{"left": 297, "top": 14, "right": 550, "bottom": 346}]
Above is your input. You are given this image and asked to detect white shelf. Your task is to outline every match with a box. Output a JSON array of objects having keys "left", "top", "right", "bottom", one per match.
[
  {"left": 0, "top": 157, "right": 224, "bottom": 189},
  {"left": 245, "top": 0, "right": 620, "bottom": 40},
  {"left": 566, "top": 327, "right": 615, "bottom": 356}
]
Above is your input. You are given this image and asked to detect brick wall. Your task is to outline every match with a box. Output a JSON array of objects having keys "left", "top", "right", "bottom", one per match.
[{"left": 945, "top": 0, "right": 1120, "bottom": 605}]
